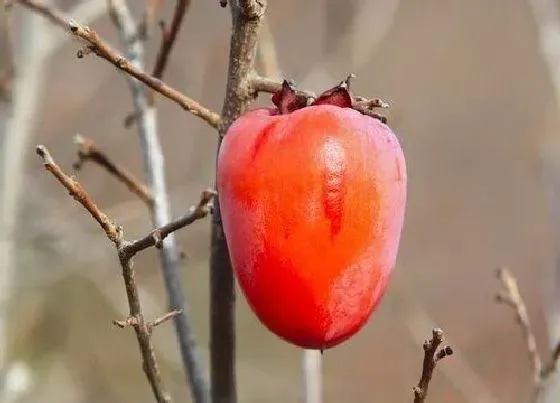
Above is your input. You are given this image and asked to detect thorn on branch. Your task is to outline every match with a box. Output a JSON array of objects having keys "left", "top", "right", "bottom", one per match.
[{"left": 413, "top": 328, "right": 453, "bottom": 403}]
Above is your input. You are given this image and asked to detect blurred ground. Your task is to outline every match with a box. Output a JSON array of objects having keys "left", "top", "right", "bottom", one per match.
[{"left": 6, "top": 0, "right": 560, "bottom": 402}]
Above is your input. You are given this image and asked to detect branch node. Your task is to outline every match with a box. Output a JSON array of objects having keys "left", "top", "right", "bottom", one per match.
[
  {"left": 152, "top": 230, "right": 164, "bottom": 249},
  {"left": 113, "top": 315, "right": 139, "bottom": 328}
]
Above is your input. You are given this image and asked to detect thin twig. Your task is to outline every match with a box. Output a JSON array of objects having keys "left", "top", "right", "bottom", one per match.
[
  {"left": 495, "top": 267, "right": 560, "bottom": 399},
  {"left": 151, "top": 0, "right": 189, "bottom": 86},
  {"left": 73, "top": 134, "right": 154, "bottom": 206},
  {"left": 250, "top": 75, "right": 316, "bottom": 100},
  {"left": 413, "top": 328, "right": 454, "bottom": 403},
  {"left": 541, "top": 342, "right": 560, "bottom": 379},
  {"left": 495, "top": 267, "right": 543, "bottom": 384},
  {"left": 14, "top": 0, "right": 221, "bottom": 129},
  {"left": 121, "top": 189, "right": 214, "bottom": 258},
  {"left": 36, "top": 145, "right": 171, "bottom": 403},
  {"left": 149, "top": 309, "right": 184, "bottom": 330},
  {"left": 125, "top": 0, "right": 190, "bottom": 126},
  {"left": 36, "top": 145, "right": 120, "bottom": 243},
  {"left": 70, "top": 21, "right": 220, "bottom": 128},
  {"left": 210, "top": 1, "right": 266, "bottom": 402}
]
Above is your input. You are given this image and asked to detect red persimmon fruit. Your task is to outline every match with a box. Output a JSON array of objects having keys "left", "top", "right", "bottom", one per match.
[{"left": 217, "top": 78, "right": 407, "bottom": 350}]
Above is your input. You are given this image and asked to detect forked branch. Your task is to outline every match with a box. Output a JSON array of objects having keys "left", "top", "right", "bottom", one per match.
[
  {"left": 36, "top": 145, "right": 213, "bottom": 403},
  {"left": 413, "top": 328, "right": 453, "bottom": 403},
  {"left": 495, "top": 267, "right": 560, "bottom": 396},
  {"left": 14, "top": 0, "right": 221, "bottom": 129},
  {"left": 73, "top": 134, "right": 154, "bottom": 206}
]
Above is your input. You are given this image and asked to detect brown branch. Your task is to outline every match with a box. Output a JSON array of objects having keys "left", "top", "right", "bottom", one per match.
[
  {"left": 495, "top": 267, "right": 560, "bottom": 398},
  {"left": 73, "top": 134, "right": 154, "bottom": 206},
  {"left": 14, "top": 0, "right": 221, "bottom": 129},
  {"left": 541, "top": 341, "right": 560, "bottom": 379},
  {"left": 149, "top": 309, "right": 184, "bottom": 330},
  {"left": 495, "top": 267, "right": 543, "bottom": 384},
  {"left": 36, "top": 145, "right": 120, "bottom": 244},
  {"left": 209, "top": 1, "right": 266, "bottom": 403},
  {"left": 121, "top": 189, "right": 214, "bottom": 258},
  {"left": 125, "top": 0, "right": 190, "bottom": 126},
  {"left": 151, "top": 0, "right": 189, "bottom": 85},
  {"left": 114, "top": 309, "right": 183, "bottom": 333},
  {"left": 36, "top": 145, "right": 170, "bottom": 403},
  {"left": 413, "top": 328, "right": 454, "bottom": 403},
  {"left": 37, "top": 144, "right": 213, "bottom": 402}
]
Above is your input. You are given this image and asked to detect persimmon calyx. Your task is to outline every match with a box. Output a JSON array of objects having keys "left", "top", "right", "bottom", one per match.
[{"left": 270, "top": 74, "right": 388, "bottom": 123}]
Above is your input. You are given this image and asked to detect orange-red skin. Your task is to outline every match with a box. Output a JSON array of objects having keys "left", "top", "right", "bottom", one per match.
[{"left": 217, "top": 105, "right": 407, "bottom": 350}]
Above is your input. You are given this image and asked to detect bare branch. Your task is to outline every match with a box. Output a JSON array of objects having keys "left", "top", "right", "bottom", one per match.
[
  {"left": 495, "top": 268, "right": 560, "bottom": 400},
  {"left": 121, "top": 189, "right": 214, "bottom": 258},
  {"left": 36, "top": 145, "right": 120, "bottom": 244},
  {"left": 36, "top": 144, "right": 171, "bottom": 403},
  {"left": 14, "top": 0, "right": 221, "bottom": 129},
  {"left": 125, "top": 0, "right": 190, "bottom": 126},
  {"left": 114, "top": 309, "right": 184, "bottom": 333},
  {"left": 495, "top": 267, "right": 543, "bottom": 384},
  {"left": 250, "top": 75, "right": 316, "bottom": 100},
  {"left": 149, "top": 309, "right": 184, "bottom": 330},
  {"left": 151, "top": 0, "right": 189, "bottom": 84},
  {"left": 413, "top": 328, "right": 454, "bottom": 403},
  {"left": 209, "top": 1, "right": 266, "bottom": 402},
  {"left": 70, "top": 22, "right": 220, "bottom": 128},
  {"left": 73, "top": 134, "right": 154, "bottom": 206},
  {"left": 542, "top": 342, "right": 560, "bottom": 379}
]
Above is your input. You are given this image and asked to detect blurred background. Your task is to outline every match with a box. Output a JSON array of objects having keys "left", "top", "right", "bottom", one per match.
[{"left": 2, "top": 0, "right": 560, "bottom": 402}]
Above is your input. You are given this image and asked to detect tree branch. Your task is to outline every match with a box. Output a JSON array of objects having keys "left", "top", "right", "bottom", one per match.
[
  {"left": 413, "top": 328, "right": 454, "bottom": 403},
  {"left": 14, "top": 0, "right": 221, "bottom": 129},
  {"left": 36, "top": 145, "right": 120, "bottom": 243},
  {"left": 210, "top": 2, "right": 266, "bottom": 403},
  {"left": 36, "top": 145, "right": 171, "bottom": 403},
  {"left": 122, "top": 189, "right": 214, "bottom": 258},
  {"left": 542, "top": 342, "right": 560, "bottom": 380},
  {"left": 495, "top": 267, "right": 543, "bottom": 384},
  {"left": 151, "top": 0, "right": 189, "bottom": 85},
  {"left": 126, "top": 0, "right": 190, "bottom": 127},
  {"left": 73, "top": 134, "right": 154, "bottom": 206},
  {"left": 495, "top": 267, "right": 560, "bottom": 399}
]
